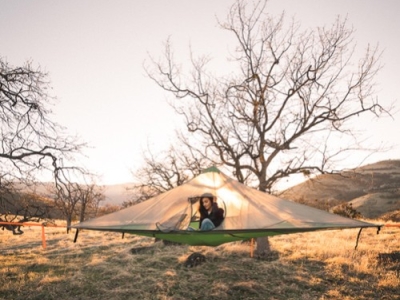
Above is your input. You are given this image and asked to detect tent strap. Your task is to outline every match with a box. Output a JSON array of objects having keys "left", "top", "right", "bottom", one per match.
[
  {"left": 73, "top": 229, "right": 79, "bottom": 243},
  {"left": 354, "top": 228, "right": 363, "bottom": 250},
  {"left": 355, "top": 225, "right": 382, "bottom": 250}
]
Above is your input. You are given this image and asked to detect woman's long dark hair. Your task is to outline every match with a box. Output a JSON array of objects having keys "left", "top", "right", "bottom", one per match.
[{"left": 198, "top": 196, "right": 214, "bottom": 216}]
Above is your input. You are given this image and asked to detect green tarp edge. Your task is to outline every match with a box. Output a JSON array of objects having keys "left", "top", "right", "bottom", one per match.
[{"left": 74, "top": 223, "right": 381, "bottom": 246}]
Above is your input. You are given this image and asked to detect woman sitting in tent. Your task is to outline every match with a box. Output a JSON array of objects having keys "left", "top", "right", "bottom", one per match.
[{"left": 197, "top": 193, "right": 225, "bottom": 231}]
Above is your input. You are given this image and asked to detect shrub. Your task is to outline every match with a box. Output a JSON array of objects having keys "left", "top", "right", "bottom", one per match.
[{"left": 331, "top": 203, "right": 362, "bottom": 219}]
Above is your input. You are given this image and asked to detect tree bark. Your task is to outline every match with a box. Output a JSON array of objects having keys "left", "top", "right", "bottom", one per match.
[
  {"left": 66, "top": 217, "right": 72, "bottom": 234},
  {"left": 255, "top": 237, "right": 271, "bottom": 257}
]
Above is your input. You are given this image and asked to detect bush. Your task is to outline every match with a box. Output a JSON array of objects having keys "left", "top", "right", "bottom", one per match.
[{"left": 331, "top": 203, "right": 362, "bottom": 219}]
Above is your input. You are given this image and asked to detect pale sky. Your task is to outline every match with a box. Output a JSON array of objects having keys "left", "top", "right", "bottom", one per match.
[{"left": 1, "top": 0, "right": 399, "bottom": 185}]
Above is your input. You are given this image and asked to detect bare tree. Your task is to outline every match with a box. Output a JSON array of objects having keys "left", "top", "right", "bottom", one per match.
[
  {"left": 0, "top": 56, "right": 89, "bottom": 237},
  {"left": 53, "top": 179, "right": 104, "bottom": 232},
  {"left": 53, "top": 182, "right": 80, "bottom": 233},
  {"left": 0, "top": 58, "right": 86, "bottom": 188},
  {"left": 77, "top": 183, "right": 105, "bottom": 222},
  {"left": 0, "top": 190, "right": 52, "bottom": 235},
  {"left": 125, "top": 144, "right": 207, "bottom": 207},
  {"left": 145, "top": 0, "right": 391, "bottom": 254}
]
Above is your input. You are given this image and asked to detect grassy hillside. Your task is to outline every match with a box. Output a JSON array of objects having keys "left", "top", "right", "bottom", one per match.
[
  {"left": 12, "top": 182, "right": 132, "bottom": 207},
  {"left": 280, "top": 160, "right": 400, "bottom": 220},
  {"left": 0, "top": 222, "right": 398, "bottom": 299}
]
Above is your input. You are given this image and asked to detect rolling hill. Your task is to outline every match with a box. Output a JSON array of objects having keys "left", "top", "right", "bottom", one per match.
[
  {"left": 3, "top": 160, "right": 399, "bottom": 221},
  {"left": 280, "top": 159, "right": 400, "bottom": 220}
]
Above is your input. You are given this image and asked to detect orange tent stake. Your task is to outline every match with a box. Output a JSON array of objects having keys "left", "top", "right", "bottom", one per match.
[{"left": 250, "top": 238, "right": 254, "bottom": 258}]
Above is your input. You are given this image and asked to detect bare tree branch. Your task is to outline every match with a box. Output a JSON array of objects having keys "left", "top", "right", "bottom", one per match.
[
  {"left": 126, "top": 143, "right": 208, "bottom": 206},
  {"left": 145, "top": 0, "right": 391, "bottom": 193},
  {"left": 0, "top": 58, "right": 86, "bottom": 186}
]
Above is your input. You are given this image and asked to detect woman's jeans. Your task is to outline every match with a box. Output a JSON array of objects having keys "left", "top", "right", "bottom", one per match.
[
  {"left": 187, "top": 218, "right": 216, "bottom": 231},
  {"left": 200, "top": 218, "right": 216, "bottom": 231}
]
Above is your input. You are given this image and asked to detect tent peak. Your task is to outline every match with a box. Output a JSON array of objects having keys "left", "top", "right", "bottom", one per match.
[{"left": 201, "top": 166, "right": 221, "bottom": 173}]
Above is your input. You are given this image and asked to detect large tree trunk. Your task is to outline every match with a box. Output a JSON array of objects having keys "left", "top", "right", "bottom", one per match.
[
  {"left": 255, "top": 237, "right": 271, "bottom": 257},
  {"left": 66, "top": 217, "right": 72, "bottom": 234},
  {"left": 79, "top": 201, "right": 86, "bottom": 223}
]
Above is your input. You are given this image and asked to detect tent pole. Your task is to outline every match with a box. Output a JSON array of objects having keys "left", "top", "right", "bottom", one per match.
[{"left": 250, "top": 238, "right": 254, "bottom": 258}]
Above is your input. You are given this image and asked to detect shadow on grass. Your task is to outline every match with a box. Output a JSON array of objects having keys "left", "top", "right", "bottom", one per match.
[
  {"left": 378, "top": 251, "right": 400, "bottom": 278},
  {"left": 1, "top": 238, "right": 399, "bottom": 300}
]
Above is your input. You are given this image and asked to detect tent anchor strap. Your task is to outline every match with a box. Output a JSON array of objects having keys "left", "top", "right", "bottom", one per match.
[
  {"left": 73, "top": 229, "right": 79, "bottom": 243},
  {"left": 354, "top": 228, "right": 363, "bottom": 250},
  {"left": 355, "top": 225, "right": 382, "bottom": 250}
]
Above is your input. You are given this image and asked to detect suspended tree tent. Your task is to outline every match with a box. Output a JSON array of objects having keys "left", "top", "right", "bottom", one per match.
[{"left": 73, "top": 167, "right": 380, "bottom": 246}]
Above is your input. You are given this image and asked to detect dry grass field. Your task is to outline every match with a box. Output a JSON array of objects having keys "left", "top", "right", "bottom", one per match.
[{"left": 1, "top": 222, "right": 399, "bottom": 300}]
